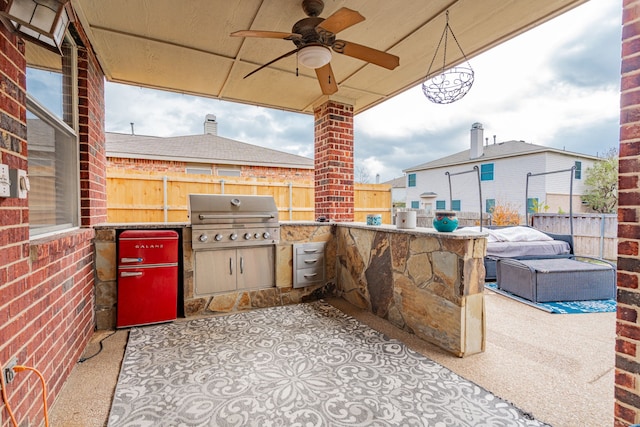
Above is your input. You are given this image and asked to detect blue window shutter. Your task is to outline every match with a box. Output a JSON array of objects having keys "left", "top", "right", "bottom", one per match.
[
  {"left": 527, "top": 198, "right": 538, "bottom": 214},
  {"left": 451, "top": 200, "right": 461, "bottom": 211},
  {"left": 574, "top": 161, "right": 582, "bottom": 179},
  {"left": 480, "top": 163, "right": 494, "bottom": 181},
  {"left": 408, "top": 173, "right": 416, "bottom": 187},
  {"left": 436, "top": 200, "right": 446, "bottom": 210},
  {"left": 486, "top": 199, "right": 495, "bottom": 213},
  {"left": 411, "top": 200, "right": 419, "bottom": 209}
]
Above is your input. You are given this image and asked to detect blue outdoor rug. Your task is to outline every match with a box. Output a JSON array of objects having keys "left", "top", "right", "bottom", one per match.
[{"left": 485, "top": 282, "right": 617, "bottom": 314}]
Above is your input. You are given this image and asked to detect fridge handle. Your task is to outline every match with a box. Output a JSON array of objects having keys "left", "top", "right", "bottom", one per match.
[
  {"left": 121, "top": 257, "right": 143, "bottom": 263},
  {"left": 121, "top": 271, "right": 143, "bottom": 278}
]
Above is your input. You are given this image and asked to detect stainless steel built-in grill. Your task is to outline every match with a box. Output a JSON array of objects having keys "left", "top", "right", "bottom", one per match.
[
  {"left": 189, "top": 194, "right": 280, "bottom": 249},
  {"left": 189, "top": 194, "right": 280, "bottom": 295}
]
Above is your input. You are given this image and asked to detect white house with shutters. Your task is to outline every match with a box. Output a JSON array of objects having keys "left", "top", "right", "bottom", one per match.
[{"left": 402, "top": 123, "right": 601, "bottom": 219}]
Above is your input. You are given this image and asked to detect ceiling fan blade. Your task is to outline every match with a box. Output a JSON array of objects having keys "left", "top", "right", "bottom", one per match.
[
  {"left": 315, "top": 63, "right": 338, "bottom": 95},
  {"left": 231, "top": 30, "right": 300, "bottom": 40},
  {"left": 333, "top": 40, "right": 400, "bottom": 70},
  {"left": 243, "top": 48, "right": 298, "bottom": 79},
  {"left": 316, "top": 7, "right": 364, "bottom": 34}
]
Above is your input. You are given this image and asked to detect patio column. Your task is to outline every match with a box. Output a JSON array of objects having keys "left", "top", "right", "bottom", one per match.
[
  {"left": 616, "top": 1, "right": 640, "bottom": 424},
  {"left": 313, "top": 99, "right": 354, "bottom": 222}
]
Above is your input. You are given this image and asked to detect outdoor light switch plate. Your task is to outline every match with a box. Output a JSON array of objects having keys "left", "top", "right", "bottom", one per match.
[
  {"left": 9, "top": 168, "right": 29, "bottom": 199},
  {"left": 0, "top": 164, "right": 9, "bottom": 198}
]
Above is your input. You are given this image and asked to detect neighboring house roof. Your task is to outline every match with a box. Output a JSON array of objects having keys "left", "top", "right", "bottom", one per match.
[
  {"left": 383, "top": 176, "right": 406, "bottom": 188},
  {"left": 404, "top": 140, "right": 600, "bottom": 172},
  {"left": 106, "top": 132, "right": 313, "bottom": 169}
]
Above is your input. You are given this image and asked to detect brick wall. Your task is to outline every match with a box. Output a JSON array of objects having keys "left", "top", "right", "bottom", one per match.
[
  {"left": 617, "top": 1, "right": 640, "bottom": 425},
  {"left": 0, "top": 15, "right": 103, "bottom": 427},
  {"left": 77, "top": 21, "right": 107, "bottom": 226},
  {"left": 108, "top": 157, "right": 313, "bottom": 181},
  {"left": 313, "top": 100, "right": 354, "bottom": 221}
]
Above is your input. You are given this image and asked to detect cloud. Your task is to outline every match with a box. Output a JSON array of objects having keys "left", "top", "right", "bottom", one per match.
[{"left": 353, "top": 0, "right": 620, "bottom": 181}]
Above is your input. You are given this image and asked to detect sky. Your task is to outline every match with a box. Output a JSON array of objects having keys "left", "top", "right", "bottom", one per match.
[{"left": 102, "top": 0, "right": 621, "bottom": 184}]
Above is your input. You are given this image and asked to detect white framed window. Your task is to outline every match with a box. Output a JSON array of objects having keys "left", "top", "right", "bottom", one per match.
[
  {"left": 26, "top": 36, "right": 79, "bottom": 237},
  {"left": 217, "top": 168, "right": 241, "bottom": 177},
  {"left": 186, "top": 166, "right": 212, "bottom": 175},
  {"left": 27, "top": 95, "right": 79, "bottom": 236}
]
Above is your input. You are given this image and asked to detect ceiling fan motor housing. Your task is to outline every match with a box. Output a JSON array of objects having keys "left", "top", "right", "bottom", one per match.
[{"left": 292, "top": 17, "right": 335, "bottom": 47}]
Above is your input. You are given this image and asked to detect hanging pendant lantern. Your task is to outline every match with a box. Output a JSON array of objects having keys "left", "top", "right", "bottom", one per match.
[{"left": 422, "top": 11, "right": 474, "bottom": 104}]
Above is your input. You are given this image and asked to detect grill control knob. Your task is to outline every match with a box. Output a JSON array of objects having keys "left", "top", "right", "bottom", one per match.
[
  {"left": 198, "top": 234, "right": 208, "bottom": 243},
  {"left": 254, "top": 233, "right": 260, "bottom": 239},
  {"left": 244, "top": 233, "right": 252, "bottom": 240},
  {"left": 262, "top": 231, "right": 271, "bottom": 240},
  {"left": 214, "top": 234, "right": 223, "bottom": 241},
  {"left": 230, "top": 233, "right": 238, "bottom": 241}
]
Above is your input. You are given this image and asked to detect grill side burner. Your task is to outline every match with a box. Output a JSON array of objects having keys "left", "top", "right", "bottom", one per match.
[{"left": 188, "top": 194, "right": 280, "bottom": 296}]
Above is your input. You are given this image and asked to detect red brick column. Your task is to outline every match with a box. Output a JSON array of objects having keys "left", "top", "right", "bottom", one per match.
[
  {"left": 75, "top": 23, "right": 107, "bottom": 226},
  {"left": 617, "top": 1, "right": 640, "bottom": 425},
  {"left": 313, "top": 99, "right": 354, "bottom": 222}
]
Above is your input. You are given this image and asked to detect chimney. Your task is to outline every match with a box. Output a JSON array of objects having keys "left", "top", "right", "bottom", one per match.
[
  {"left": 470, "top": 122, "right": 484, "bottom": 159},
  {"left": 204, "top": 114, "right": 218, "bottom": 135}
]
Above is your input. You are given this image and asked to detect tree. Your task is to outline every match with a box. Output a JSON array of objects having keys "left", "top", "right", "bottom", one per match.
[
  {"left": 581, "top": 148, "right": 618, "bottom": 213},
  {"left": 489, "top": 201, "right": 521, "bottom": 226},
  {"left": 355, "top": 165, "right": 371, "bottom": 184}
]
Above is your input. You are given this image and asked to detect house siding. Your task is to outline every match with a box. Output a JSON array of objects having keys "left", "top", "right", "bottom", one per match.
[
  {"left": 0, "top": 16, "right": 102, "bottom": 427},
  {"left": 405, "top": 148, "right": 597, "bottom": 218}
]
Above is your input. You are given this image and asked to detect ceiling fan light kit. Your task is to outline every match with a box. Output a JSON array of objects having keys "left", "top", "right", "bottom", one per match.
[
  {"left": 297, "top": 45, "right": 332, "bottom": 69},
  {"left": 422, "top": 10, "right": 474, "bottom": 104},
  {"left": 231, "top": 0, "right": 399, "bottom": 95}
]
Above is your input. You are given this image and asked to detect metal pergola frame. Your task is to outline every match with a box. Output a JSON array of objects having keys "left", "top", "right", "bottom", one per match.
[
  {"left": 445, "top": 165, "right": 482, "bottom": 231},
  {"left": 525, "top": 166, "right": 576, "bottom": 238}
]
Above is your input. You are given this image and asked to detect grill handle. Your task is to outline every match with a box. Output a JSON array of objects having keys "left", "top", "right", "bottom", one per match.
[
  {"left": 229, "top": 257, "right": 233, "bottom": 275},
  {"left": 198, "top": 214, "right": 275, "bottom": 220}
]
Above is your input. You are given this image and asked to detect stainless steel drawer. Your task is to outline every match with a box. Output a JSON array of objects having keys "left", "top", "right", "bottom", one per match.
[
  {"left": 295, "top": 242, "right": 325, "bottom": 255},
  {"left": 297, "top": 253, "right": 324, "bottom": 268},
  {"left": 295, "top": 267, "right": 324, "bottom": 286}
]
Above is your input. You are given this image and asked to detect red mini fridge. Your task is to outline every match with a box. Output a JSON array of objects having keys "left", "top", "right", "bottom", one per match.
[{"left": 117, "top": 230, "right": 179, "bottom": 328}]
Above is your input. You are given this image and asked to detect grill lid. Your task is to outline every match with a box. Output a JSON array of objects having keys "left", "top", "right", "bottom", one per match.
[{"left": 189, "top": 194, "right": 279, "bottom": 226}]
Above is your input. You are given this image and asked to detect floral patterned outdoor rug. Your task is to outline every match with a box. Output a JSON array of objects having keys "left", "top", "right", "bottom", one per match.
[{"left": 108, "top": 301, "right": 547, "bottom": 426}]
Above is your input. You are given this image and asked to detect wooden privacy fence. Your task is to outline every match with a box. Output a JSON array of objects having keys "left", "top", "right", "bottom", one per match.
[
  {"left": 107, "top": 170, "right": 392, "bottom": 224},
  {"left": 532, "top": 213, "right": 618, "bottom": 261}
]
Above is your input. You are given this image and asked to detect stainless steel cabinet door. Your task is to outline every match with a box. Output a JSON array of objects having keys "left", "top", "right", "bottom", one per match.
[
  {"left": 194, "top": 249, "right": 236, "bottom": 294},
  {"left": 236, "top": 246, "right": 274, "bottom": 290}
]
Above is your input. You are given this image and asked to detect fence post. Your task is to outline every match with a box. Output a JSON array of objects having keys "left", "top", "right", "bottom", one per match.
[
  {"left": 288, "top": 182, "right": 293, "bottom": 221},
  {"left": 600, "top": 213, "right": 605, "bottom": 259},
  {"left": 220, "top": 179, "right": 225, "bottom": 194},
  {"left": 163, "top": 175, "right": 168, "bottom": 223}
]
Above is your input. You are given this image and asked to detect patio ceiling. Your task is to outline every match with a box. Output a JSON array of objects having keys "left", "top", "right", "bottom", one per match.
[{"left": 29, "top": 0, "right": 587, "bottom": 115}]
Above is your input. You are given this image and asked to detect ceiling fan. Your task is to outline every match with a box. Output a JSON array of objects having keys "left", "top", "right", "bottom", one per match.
[{"left": 231, "top": 0, "right": 400, "bottom": 95}]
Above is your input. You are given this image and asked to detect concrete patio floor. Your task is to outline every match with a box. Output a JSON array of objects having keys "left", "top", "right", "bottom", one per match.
[{"left": 48, "top": 289, "right": 615, "bottom": 427}]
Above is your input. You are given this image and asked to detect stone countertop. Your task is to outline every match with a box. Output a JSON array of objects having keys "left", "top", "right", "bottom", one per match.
[
  {"left": 94, "top": 222, "right": 189, "bottom": 229},
  {"left": 281, "top": 221, "right": 488, "bottom": 239},
  {"left": 94, "top": 221, "right": 487, "bottom": 239}
]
